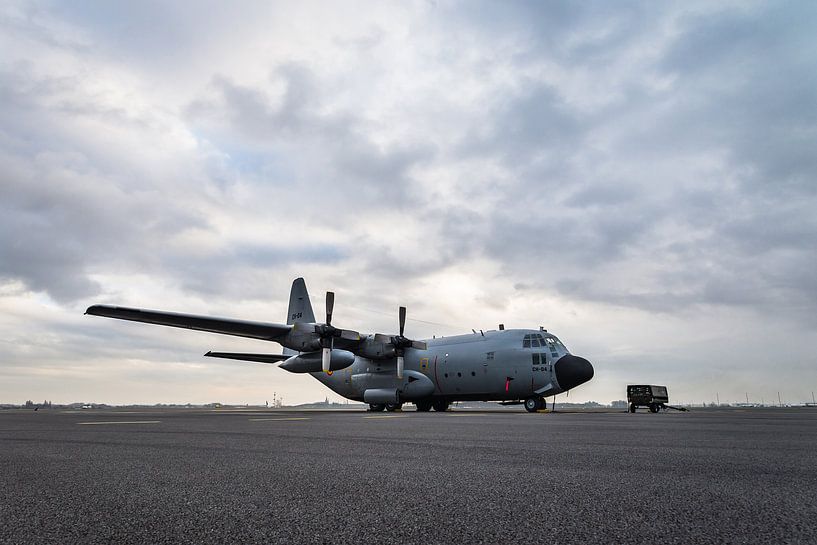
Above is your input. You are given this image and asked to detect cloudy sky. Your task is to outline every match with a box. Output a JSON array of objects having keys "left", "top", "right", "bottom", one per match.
[{"left": 1, "top": 0, "right": 815, "bottom": 406}]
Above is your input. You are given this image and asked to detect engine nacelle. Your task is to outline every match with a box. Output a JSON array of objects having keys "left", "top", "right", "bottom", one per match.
[
  {"left": 355, "top": 335, "right": 396, "bottom": 360},
  {"left": 279, "top": 350, "right": 355, "bottom": 373}
]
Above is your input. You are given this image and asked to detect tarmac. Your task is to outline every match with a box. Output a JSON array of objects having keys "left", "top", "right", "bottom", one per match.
[{"left": 1, "top": 406, "right": 815, "bottom": 544}]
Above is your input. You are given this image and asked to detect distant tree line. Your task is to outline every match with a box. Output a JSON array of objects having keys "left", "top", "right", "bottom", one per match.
[{"left": 24, "top": 400, "right": 52, "bottom": 409}]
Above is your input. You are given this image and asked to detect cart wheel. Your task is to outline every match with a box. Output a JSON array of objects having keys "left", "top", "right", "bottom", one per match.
[
  {"left": 649, "top": 403, "right": 659, "bottom": 413},
  {"left": 629, "top": 403, "right": 636, "bottom": 413}
]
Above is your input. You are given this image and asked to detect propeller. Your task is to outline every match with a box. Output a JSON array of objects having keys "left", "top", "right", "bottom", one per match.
[
  {"left": 314, "top": 291, "right": 359, "bottom": 373},
  {"left": 390, "top": 305, "right": 427, "bottom": 379},
  {"left": 321, "top": 291, "right": 334, "bottom": 373}
]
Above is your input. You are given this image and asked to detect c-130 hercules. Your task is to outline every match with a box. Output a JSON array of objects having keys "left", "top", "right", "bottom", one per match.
[{"left": 86, "top": 278, "right": 594, "bottom": 412}]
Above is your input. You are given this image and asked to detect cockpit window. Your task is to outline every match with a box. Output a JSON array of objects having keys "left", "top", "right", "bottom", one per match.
[{"left": 524, "top": 333, "right": 568, "bottom": 352}]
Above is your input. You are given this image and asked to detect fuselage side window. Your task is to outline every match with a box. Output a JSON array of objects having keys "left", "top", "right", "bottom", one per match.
[{"left": 532, "top": 353, "right": 540, "bottom": 365}]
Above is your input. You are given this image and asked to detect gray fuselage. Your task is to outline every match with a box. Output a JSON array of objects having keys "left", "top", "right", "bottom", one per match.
[{"left": 312, "top": 328, "right": 585, "bottom": 402}]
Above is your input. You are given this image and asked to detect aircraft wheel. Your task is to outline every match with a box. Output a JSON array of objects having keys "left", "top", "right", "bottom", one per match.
[
  {"left": 369, "top": 403, "right": 386, "bottom": 412},
  {"left": 524, "top": 397, "right": 542, "bottom": 412},
  {"left": 629, "top": 403, "right": 636, "bottom": 413},
  {"left": 415, "top": 400, "right": 432, "bottom": 412},
  {"left": 649, "top": 403, "right": 659, "bottom": 413},
  {"left": 432, "top": 400, "right": 450, "bottom": 412},
  {"left": 385, "top": 403, "right": 403, "bottom": 412}
]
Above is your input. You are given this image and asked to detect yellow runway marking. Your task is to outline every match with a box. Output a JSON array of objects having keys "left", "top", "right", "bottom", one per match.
[
  {"left": 77, "top": 421, "right": 161, "bottom": 425},
  {"left": 363, "top": 415, "right": 407, "bottom": 419},
  {"left": 248, "top": 417, "right": 311, "bottom": 422}
]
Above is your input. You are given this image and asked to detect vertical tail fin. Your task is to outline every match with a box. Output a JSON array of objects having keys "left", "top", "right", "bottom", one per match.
[{"left": 284, "top": 278, "right": 315, "bottom": 356}]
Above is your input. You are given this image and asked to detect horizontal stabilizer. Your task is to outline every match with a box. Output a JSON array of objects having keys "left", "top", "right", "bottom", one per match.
[{"left": 204, "top": 351, "right": 289, "bottom": 364}]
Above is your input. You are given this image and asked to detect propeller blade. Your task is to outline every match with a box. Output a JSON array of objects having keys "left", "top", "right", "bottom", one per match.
[
  {"left": 374, "top": 333, "right": 392, "bottom": 344},
  {"left": 411, "top": 340, "right": 427, "bottom": 350},
  {"left": 399, "top": 306, "right": 406, "bottom": 337},
  {"left": 397, "top": 355, "right": 404, "bottom": 379},
  {"left": 322, "top": 347, "right": 331, "bottom": 373},
  {"left": 326, "top": 291, "right": 335, "bottom": 326},
  {"left": 340, "top": 329, "right": 361, "bottom": 341}
]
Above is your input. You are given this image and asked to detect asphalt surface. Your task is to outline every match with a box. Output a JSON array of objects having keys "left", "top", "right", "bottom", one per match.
[{"left": 1, "top": 407, "right": 815, "bottom": 545}]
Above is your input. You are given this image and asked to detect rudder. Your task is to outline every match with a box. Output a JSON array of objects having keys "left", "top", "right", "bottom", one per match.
[
  {"left": 285, "top": 278, "right": 316, "bottom": 357},
  {"left": 287, "top": 277, "right": 315, "bottom": 325}
]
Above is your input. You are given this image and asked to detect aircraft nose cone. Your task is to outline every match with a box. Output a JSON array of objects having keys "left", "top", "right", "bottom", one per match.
[{"left": 554, "top": 354, "right": 594, "bottom": 391}]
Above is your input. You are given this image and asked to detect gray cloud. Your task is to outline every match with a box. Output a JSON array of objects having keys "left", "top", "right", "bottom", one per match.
[{"left": 1, "top": 1, "right": 816, "bottom": 405}]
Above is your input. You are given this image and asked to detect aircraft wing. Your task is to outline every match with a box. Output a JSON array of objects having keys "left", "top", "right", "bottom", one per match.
[
  {"left": 85, "top": 305, "right": 291, "bottom": 342},
  {"left": 204, "top": 351, "right": 289, "bottom": 364}
]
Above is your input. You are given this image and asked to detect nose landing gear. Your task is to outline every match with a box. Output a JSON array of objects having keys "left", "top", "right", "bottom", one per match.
[{"left": 524, "top": 397, "right": 545, "bottom": 412}]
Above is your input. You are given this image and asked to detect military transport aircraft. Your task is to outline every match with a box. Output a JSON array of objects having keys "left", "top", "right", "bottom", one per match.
[{"left": 86, "top": 278, "right": 594, "bottom": 412}]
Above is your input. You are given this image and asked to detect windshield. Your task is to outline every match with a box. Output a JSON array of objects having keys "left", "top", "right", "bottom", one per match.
[{"left": 523, "top": 333, "right": 568, "bottom": 354}]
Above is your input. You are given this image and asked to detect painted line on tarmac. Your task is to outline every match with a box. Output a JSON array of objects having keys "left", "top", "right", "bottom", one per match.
[
  {"left": 363, "top": 415, "right": 408, "bottom": 419},
  {"left": 77, "top": 420, "right": 161, "bottom": 425},
  {"left": 63, "top": 411, "right": 156, "bottom": 415},
  {"left": 248, "top": 417, "right": 311, "bottom": 422}
]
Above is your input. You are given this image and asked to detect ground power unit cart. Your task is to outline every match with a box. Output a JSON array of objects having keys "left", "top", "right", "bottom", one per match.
[{"left": 627, "top": 385, "right": 688, "bottom": 413}]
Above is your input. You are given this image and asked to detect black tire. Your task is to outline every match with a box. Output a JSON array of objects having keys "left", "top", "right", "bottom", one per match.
[
  {"left": 415, "top": 400, "right": 432, "bottom": 412},
  {"left": 629, "top": 403, "right": 636, "bottom": 413},
  {"left": 649, "top": 403, "right": 659, "bottom": 413},
  {"left": 385, "top": 403, "right": 403, "bottom": 412},
  {"left": 524, "top": 397, "right": 542, "bottom": 412},
  {"left": 369, "top": 403, "right": 385, "bottom": 412},
  {"left": 432, "top": 400, "right": 450, "bottom": 412}
]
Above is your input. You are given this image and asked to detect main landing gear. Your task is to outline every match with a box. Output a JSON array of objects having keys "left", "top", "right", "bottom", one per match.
[
  {"left": 432, "top": 400, "right": 450, "bottom": 412},
  {"left": 524, "top": 397, "right": 546, "bottom": 413},
  {"left": 372, "top": 400, "right": 446, "bottom": 412},
  {"left": 413, "top": 400, "right": 450, "bottom": 412},
  {"left": 414, "top": 400, "right": 433, "bottom": 412},
  {"left": 367, "top": 403, "right": 404, "bottom": 412}
]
